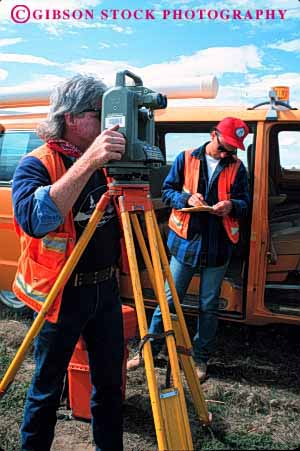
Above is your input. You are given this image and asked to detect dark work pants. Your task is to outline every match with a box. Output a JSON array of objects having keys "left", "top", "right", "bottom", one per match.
[{"left": 20, "top": 275, "right": 124, "bottom": 451}]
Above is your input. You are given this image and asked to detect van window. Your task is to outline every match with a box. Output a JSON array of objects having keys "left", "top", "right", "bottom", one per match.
[
  {"left": 0, "top": 131, "right": 43, "bottom": 183},
  {"left": 278, "top": 131, "right": 300, "bottom": 170},
  {"left": 165, "top": 132, "right": 253, "bottom": 170}
]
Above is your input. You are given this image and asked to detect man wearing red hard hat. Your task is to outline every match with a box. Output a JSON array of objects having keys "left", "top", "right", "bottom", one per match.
[{"left": 128, "top": 116, "right": 250, "bottom": 382}]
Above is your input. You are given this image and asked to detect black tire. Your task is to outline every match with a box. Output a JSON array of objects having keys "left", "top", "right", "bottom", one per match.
[{"left": 0, "top": 290, "right": 25, "bottom": 310}]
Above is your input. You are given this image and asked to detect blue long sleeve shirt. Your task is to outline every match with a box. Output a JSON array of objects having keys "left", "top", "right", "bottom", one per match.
[
  {"left": 12, "top": 156, "right": 63, "bottom": 237},
  {"left": 162, "top": 144, "right": 250, "bottom": 268}
]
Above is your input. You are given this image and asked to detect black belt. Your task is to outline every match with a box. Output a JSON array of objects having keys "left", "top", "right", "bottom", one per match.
[{"left": 72, "top": 266, "right": 116, "bottom": 287}]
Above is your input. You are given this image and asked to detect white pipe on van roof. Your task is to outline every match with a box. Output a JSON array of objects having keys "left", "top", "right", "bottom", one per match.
[{"left": 0, "top": 75, "right": 218, "bottom": 108}]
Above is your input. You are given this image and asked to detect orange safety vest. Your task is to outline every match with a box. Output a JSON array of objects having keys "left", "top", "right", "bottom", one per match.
[
  {"left": 12, "top": 143, "right": 119, "bottom": 323},
  {"left": 168, "top": 149, "right": 241, "bottom": 244}
]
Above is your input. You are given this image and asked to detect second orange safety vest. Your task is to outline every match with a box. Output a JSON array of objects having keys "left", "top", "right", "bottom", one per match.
[{"left": 168, "top": 149, "right": 241, "bottom": 243}]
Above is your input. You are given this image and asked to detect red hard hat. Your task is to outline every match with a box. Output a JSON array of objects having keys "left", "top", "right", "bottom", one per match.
[{"left": 216, "top": 117, "right": 249, "bottom": 150}]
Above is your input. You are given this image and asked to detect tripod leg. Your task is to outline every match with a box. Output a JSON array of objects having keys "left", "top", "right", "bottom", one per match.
[
  {"left": 144, "top": 209, "right": 194, "bottom": 450},
  {"left": 171, "top": 315, "right": 211, "bottom": 425},
  {"left": 152, "top": 213, "right": 191, "bottom": 348},
  {"left": 152, "top": 214, "right": 211, "bottom": 425},
  {"left": 0, "top": 192, "right": 111, "bottom": 397},
  {"left": 131, "top": 213, "right": 159, "bottom": 300},
  {"left": 120, "top": 209, "right": 168, "bottom": 451}
]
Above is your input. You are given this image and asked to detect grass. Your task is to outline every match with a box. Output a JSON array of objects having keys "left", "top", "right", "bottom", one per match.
[
  {"left": 0, "top": 306, "right": 33, "bottom": 451},
  {"left": 1, "top": 304, "right": 300, "bottom": 451},
  {"left": 126, "top": 320, "right": 300, "bottom": 451},
  {"left": 192, "top": 321, "right": 300, "bottom": 450},
  {"left": 0, "top": 342, "right": 30, "bottom": 451},
  {"left": 200, "top": 432, "right": 285, "bottom": 450}
]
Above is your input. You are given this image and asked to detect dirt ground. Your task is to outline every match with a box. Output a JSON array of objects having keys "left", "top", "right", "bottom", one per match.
[{"left": 1, "top": 307, "right": 300, "bottom": 451}]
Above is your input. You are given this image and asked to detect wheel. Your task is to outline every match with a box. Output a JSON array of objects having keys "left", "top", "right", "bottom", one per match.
[{"left": 0, "top": 290, "right": 25, "bottom": 310}]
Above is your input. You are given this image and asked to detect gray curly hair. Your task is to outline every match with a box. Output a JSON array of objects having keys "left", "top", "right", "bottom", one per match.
[{"left": 37, "top": 74, "right": 107, "bottom": 141}]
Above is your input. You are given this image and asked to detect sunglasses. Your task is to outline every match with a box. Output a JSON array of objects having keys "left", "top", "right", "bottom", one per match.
[
  {"left": 216, "top": 132, "right": 237, "bottom": 154},
  {"left": 78, "top": 108, "right": 101, "bottom": 120}
]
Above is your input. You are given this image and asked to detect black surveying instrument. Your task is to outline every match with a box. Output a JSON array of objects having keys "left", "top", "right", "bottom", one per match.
[
  {"left": 0, "top": 70, "right": 211, "bottom": 450},
  {"left": 102, "top": 69, "right": 166, "bottom": 175}
]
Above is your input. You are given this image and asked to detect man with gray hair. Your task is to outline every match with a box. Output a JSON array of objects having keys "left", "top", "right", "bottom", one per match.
[{"left": 12, "top": 74, "right": 126, "bottom": 451}]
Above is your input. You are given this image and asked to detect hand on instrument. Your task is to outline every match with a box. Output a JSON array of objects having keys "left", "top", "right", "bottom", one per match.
[{"left": 85, "top": 124, "right": 126, "bottom": 169}]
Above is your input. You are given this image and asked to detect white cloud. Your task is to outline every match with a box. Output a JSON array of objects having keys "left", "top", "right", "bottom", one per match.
[
  {"left": 0, "top": 74, "right": 64, "bottom": 95},
  {"left": 99, "top": 42, "right": 111, "bottom": 49},
  {"left": 0, "top": 53, "right": 58, "bottom": 66},
  {"left": 68, "top": 45, "right": 262, "bottom": 88},
  {"left": 111, "top": 26, "right": 133, "bottom": 34},
  {"left": 153, "top": 45, "right": 261, "bottom": 76},
  {"left": 0, "top": 69, "right": 8, "bottom": 81},
  {"left": 68, "top": 59, "right": 137, "bottom": 86},
  {"left": 0, "top": 38, "right": 23, "bottom": 47},
  {"left": 268, "top": 39, "right": 300, "bottom": 52}
]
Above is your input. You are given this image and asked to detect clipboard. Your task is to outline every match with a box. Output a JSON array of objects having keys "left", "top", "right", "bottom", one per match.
[{"left": 178, "top": 205, "right": 214, "bottom": 213}]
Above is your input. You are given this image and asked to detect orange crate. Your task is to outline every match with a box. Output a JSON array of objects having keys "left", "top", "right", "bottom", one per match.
[
  {"left": 68, "top": 362, "right": 92, "bottom": 420},
  {"left": 68, "top": 346, "right": 129, "bottom": 420},
  {"left": 122, "top": 304, "right": 138, "bottom": 341},
  {"left": 68, "top": 305, "right": 137, "bottom": 420}
]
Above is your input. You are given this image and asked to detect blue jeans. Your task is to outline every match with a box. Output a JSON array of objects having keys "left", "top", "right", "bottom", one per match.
[
  {"left": 21, "top": 275, "right": 124, "bottom": 451},
  {"left": 148, "top": 256, "right": 229, "bottom": 364}
]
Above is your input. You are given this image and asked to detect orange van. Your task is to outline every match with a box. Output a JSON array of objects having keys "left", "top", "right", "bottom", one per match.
[{"left": 0, "top": 86, "right": 299, "bottom": 325}]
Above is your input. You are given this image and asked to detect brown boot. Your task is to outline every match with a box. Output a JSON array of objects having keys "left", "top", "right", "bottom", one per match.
[
  {"left": 127, "top": 353, "right": 143, "bottom": 371},
  {"left": 195, "top": 362, "right": 207, "bottom": 382}
]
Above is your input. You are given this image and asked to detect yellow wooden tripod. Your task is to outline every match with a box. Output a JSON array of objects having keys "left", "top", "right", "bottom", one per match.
[{"left": 0, "top": 181, "right": 211, "bottom": 450}]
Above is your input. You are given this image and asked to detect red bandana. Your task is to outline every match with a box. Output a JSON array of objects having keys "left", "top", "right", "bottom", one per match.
[{"left": 47, "top": 139, "right": 83, "bottom": 159}]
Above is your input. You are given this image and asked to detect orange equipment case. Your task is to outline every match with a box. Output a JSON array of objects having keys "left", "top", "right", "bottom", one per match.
[{"left": 68, "top": 305, "right": 137, "bottom": 420}]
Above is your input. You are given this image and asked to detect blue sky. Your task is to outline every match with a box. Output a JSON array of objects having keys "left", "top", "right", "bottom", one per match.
[{"left": 0, "top": 0, "right": 300, "bottom": 108}]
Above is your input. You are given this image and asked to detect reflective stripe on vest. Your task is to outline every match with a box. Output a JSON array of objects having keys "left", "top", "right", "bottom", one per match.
[
  {"left": 15, "top": 273, "right": 46, "bottom": 304},
  {"left": 168, "top": 149, "right": 241, "bottom": 243}
]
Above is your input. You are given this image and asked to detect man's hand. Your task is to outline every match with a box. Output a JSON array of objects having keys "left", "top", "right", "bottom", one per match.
[
  {"left": 187, "top": 193, "right": 208, "bottom": 207},
  {"left": 85, "top": 124, "right": 126, "bottom": 169},
  {"left": 212, "top": 200, "right": 232, "bottom": 216}
]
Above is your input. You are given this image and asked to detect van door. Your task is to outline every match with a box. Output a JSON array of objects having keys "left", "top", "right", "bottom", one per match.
[{"left": 265, "top": 124, "right": 300, "bottom": 318}]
